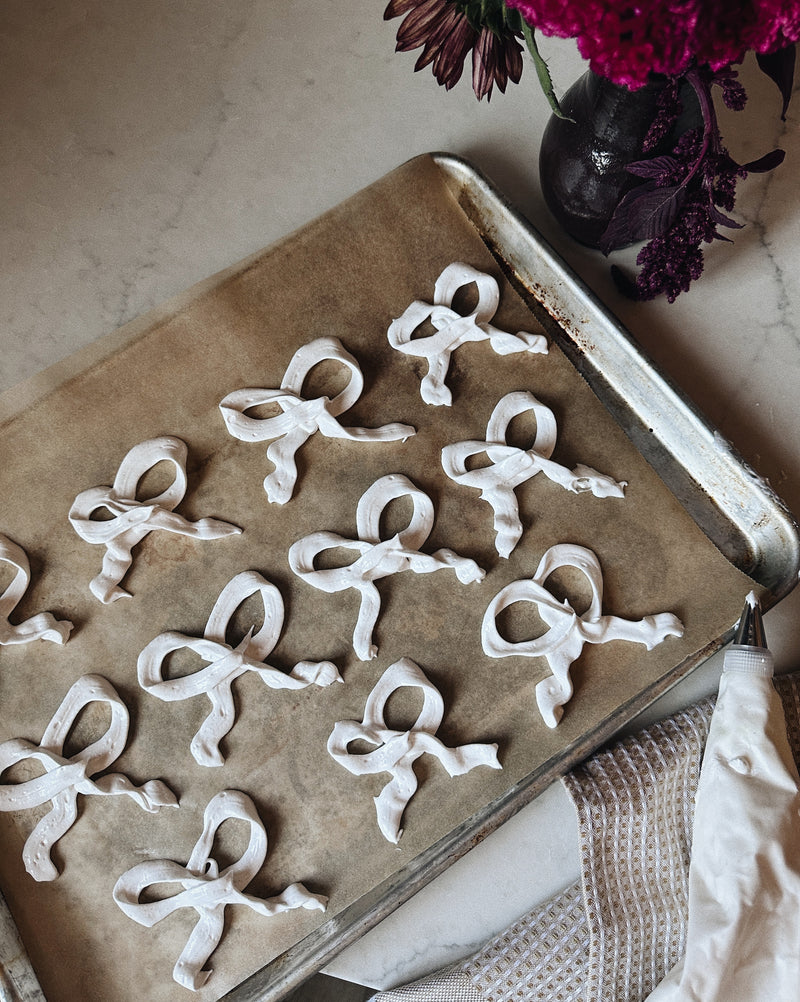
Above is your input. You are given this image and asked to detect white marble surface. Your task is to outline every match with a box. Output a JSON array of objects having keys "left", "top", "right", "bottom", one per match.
[{"left": 2, "top": 1, "right": 800, "bottom": 993}]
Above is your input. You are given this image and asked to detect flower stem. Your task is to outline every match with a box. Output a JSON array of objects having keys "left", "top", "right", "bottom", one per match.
[{"left": 683, "top": 68, "right": 717, "bottom": 186}]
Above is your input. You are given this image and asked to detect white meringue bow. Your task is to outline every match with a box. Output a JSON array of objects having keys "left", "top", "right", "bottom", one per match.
[
  {"left": 442, "top": 391, "right": 626, "bottom": 557},
  {"left": 482, "top": 543, "right": 684, "bottom": 727},
  {"left": 0, "top": 674, "right": 177, "bottom": 881},
  {"left": 219, "top": 336, "right": 414, "bottom": 503},
  {"left": 69, "top": 436, "right": 241, "bottom": 603},
  {"left": 0, "top": 533, "right": 72, "bottom": 647},
  {"left": 289, "top": 473, "right": 485, "bottom": 660},
  {"left": 113, "top": 789, "right": 326, "bottom": 991},
  {"left": 138, "top": 570, "right": 342, "bottom": 767},
  {"left": 387, "top": 262, "right": 548, "bottom": 406},
  {"left": 328, "top": 658, "right": 501, "bottom": 843}
]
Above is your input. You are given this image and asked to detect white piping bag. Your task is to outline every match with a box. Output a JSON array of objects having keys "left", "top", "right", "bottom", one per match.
[{"left": 645, "top": 593, "right": 800, "bottom": 1001}]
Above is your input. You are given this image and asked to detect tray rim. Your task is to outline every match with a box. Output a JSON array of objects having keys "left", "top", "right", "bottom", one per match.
[{"left": 432, "top": 152, "right": 800, "bottom": 599}]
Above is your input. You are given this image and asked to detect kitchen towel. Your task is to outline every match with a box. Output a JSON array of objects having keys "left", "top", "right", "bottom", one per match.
[{"left": 371, "top": 671, "right": 800, "bottom": 1002}]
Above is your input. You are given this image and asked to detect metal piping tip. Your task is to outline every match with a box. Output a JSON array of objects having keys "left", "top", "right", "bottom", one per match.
[{"left": 734, "top": 591, "right": 767, "bottom": 648}]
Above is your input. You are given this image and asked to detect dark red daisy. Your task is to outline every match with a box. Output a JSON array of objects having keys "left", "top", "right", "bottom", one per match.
[{"left": 385, "top": 0, "right": 523, "bottom": 100}]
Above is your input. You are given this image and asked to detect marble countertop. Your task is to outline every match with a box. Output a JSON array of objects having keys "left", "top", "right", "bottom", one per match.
[{"left": 3, "top": 1, "right": 799, "bottom": 993}]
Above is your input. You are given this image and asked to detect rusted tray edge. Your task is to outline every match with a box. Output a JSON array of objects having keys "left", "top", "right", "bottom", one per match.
[{"left": 433, "top": 151, "right": 800, "bottom": 598}]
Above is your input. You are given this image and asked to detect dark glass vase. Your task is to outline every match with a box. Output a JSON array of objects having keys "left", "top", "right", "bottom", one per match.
[{"left": 539, "top": 70, "right": 699, "bottom": 249}]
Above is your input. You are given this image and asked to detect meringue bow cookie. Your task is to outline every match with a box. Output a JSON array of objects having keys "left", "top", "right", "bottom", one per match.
[
  {"left": 219, "top": 336, "right": 415, "bottom": 503},
  {"left": 483, "top": 543, "right": 684, "bottom": 727},
  {"left": 0, "top": 674, "right": 177, "bottom": 881},
  {"left": 69, "top": 436, "right": 241, "bottom": 604},
  {"left": 0, "top": 533, "right": 72, "bottom": 647},
  {"left": 328, "top": 658, "right": 501, "bottom": 843},
  {"left": 113, "top": 789, "right": 327, "bottom": 991},
  {"left": 387, "top": 262, "right": 548, "bottom": 406}
]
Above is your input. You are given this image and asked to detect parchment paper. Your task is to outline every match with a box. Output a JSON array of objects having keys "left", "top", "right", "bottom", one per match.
[{"left": 0, "top": 155, "right": 757, "bottom": 1002}]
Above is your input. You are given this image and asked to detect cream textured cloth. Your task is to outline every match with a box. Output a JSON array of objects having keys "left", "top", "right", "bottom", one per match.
[{"left": 372, "top": 672, "right": 800, "bottom": 1002}]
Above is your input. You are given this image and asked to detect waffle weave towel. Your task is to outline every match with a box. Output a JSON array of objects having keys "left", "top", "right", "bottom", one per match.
[{"left": 372, "top": 673, "right": 800, "bottom": 1002}]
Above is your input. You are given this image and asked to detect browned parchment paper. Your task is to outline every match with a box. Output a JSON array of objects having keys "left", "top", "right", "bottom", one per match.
[{"left": 0, "top": 155, "right": 757, "bottom": 1002}]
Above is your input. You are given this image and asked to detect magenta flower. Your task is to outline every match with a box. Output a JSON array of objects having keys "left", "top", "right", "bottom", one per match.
[
  {"left": 384, "top": 0, "right": 523, "bottom": 100},
  {"left": 506, "top": 0, "right": 800, "bottom": 88}
]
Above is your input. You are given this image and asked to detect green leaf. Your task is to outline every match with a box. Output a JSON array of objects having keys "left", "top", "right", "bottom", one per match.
[{"left": 518, "top": 20, "right": 573, "bottom": 121}]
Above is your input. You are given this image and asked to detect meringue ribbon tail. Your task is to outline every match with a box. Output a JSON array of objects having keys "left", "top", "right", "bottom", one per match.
[{"left": 0, "top": 534, "right": 73, "bottom": 646}]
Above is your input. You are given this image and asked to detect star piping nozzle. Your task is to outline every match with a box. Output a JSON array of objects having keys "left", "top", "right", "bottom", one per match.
[{"left": 724, "top": 591, "right": 773, "bottom": 677}]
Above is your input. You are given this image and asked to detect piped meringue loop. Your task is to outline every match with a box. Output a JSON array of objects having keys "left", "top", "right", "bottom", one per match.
[
  {"left": 355, "top": 471, "right": 434, "bottom": 549},
  {"left": 442, "top": 392, "right": 625, "bottom": 558},
  {"left": 363, "top": 657, "right": 445, "bottom": 735},
  {"left": 282, "top": 335, "right": 365, "bottom": 415},
  {"left": 485, "top": 389, "right": 558, "bottom": 455},
  {"left": 220, "top": 388, "right": 328, "bottom": 444},
  {"left": 289, "top": 474, "right": 485, "bottom": 661},
  {"left": 113, "top": 789, "right": 327, "bottom": 992},
  {"left": 535, "top": 543, "right": 605, "bottom": 623},
  {"left": 219, "top": 336, "right": 415, "bottom": 504},
  {"left": 138, "top": 571, "right": 341, "bottom": 767},
  {"left": 434, "top": 263, "right": 501, "bottom": 324},
  {"left": 0, "top": 534, "right": 72, "bottom": 646},
  {"left": 204, "top": 569, "right": 284, "bottom": 661},
  {"left": 482, "top": 543, "right": 684, "bottom": 729},
  {"left": 387, "top": 263, "right": 548, "bottom": 406},
  {"left": 113, "top": 435, "right": 189, "bottom": 508},
  {"left": 0, "top": 674, "right": 178, "bottom": 881},
  {"left": 68, "top": 436, "right": 241, "bottom": 604},
  {"left": 482, "top": 578, "right": 581, "bottom": 661},
  {"left": 327, "top": 658, "right": 501, "bottom": 843}
]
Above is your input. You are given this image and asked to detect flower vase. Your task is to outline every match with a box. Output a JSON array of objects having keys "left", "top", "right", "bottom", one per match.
[{"left": 538, "top": 69, "right": 699, "bottom": 249}]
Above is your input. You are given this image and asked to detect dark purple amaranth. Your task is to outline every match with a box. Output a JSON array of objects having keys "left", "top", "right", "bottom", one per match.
[{"left": 538, "top": 69, "right": 700, "bottom": 249}]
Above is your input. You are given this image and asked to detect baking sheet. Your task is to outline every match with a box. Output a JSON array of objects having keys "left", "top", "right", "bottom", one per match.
[{"left": 0, "top": 153, "right": 795, "bottom": 1002}]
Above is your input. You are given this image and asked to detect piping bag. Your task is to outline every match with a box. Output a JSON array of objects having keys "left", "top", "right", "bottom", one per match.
[{"left": 644, "top": 593, "right": 800, "bottom": 1001}]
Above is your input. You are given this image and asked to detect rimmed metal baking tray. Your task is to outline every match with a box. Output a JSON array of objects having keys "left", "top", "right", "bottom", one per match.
[{"left": 2, "top": 152, "right": 798, "bottom": 1002}]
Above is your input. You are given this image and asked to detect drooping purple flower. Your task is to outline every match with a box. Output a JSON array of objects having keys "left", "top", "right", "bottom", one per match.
[
  {"left": 384, "top": 0, "right": 523, "bottom": 100},
  {"left": 715, "top": 67, "right": 748, "bottom": 111},
  {"left": 642, "top": 78, "right": 683, "bottom": 152},
  {"left": 472, "top": 19, "right": 524, "bottom": 99},
  {"left": 604, "top": 65, "right": 786, "bottom": 302}
]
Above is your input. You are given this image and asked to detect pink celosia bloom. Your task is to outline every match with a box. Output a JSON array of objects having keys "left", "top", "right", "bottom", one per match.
[{"left": 506, "top": 0, "right": 800, "bottom": 88}]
